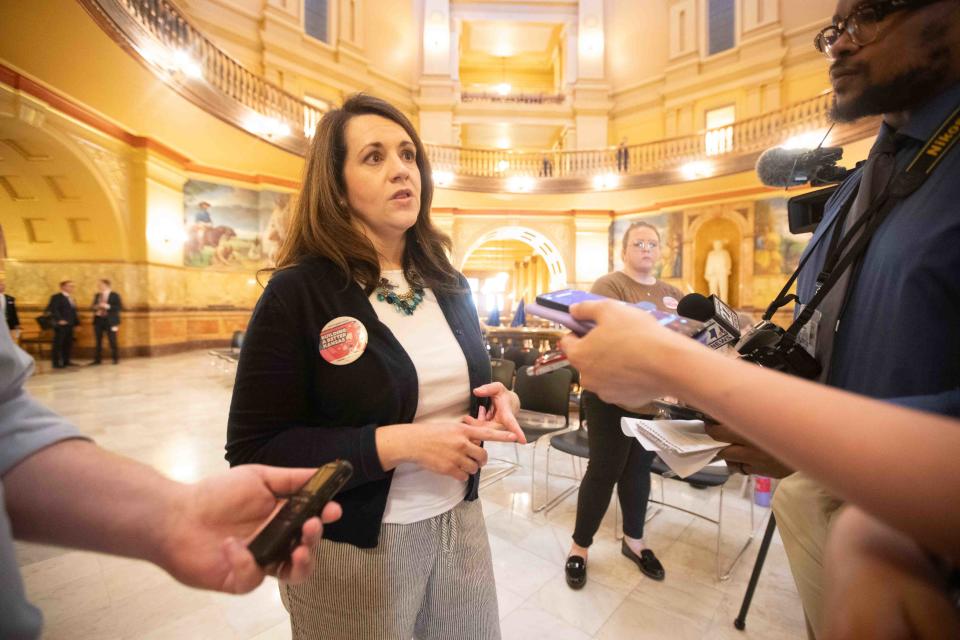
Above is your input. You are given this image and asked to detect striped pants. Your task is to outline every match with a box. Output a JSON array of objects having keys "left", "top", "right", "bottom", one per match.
[{"left": 280, "top": 499, "right": 501, "bottom": 640}]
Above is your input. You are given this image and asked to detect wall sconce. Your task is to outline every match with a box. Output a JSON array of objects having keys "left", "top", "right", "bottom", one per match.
[
  {"left": 782, "top": 129, "right": 830, "bottom": 150},
  {"left": 425, "top": 11, "right": 448, "bottom": 51},
  {"left": 593, "top": 173, "right": 619, "bottom": 190},
  {"left": 681, "top": 161, "right": 714, "bottom": 180},
  {"left": 147, "top": 216, "right": 187, "bottom": 247},
  {"left": 506, "top": 176, "right": 534, "bottom": 192},
  {"left": 139, "top": 41, "right": 203, "bottom": 80},
  {"left": 245, "top": 113, "right": 292, "bottom": 138},
  {"left": 580, "top": 16, "right": 604, "bottom": 57}
]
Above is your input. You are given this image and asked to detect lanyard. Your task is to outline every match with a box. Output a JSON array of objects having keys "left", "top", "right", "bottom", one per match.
[{"left": 762, "top": 103, "right": 960, "bottom": 338}]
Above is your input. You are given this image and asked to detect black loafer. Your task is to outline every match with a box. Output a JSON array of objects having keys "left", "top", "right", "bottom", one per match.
[
  {"left": 621, "top": 541, "right": 665, "bottom": 581},
  {"left": 565, "top": 555, "right": 587, "bottom": 590}
]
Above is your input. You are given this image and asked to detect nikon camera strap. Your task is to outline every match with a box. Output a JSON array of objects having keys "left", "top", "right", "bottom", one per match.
[{"left": 762, "top": 103, "right": 960, "bottom": 340}]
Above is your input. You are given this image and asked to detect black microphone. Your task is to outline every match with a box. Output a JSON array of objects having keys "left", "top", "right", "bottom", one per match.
[
  {"left": 677, "top": 293, "right": 741, "bottom": 350},
  {"left": 756, "top": 146, "right": 849, "bottom": 188}
]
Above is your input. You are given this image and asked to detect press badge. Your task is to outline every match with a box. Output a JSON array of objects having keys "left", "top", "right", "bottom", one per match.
[
  {"left": 795, "top": 305, "right": 821, "bottom": 356},
  {"left": 319, "top": 316, "right": 368, "bottom": 365}
]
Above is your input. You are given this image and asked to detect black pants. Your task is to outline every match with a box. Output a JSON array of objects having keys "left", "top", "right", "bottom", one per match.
[
  {"left": 572, "top": 392, "right": 655, "bottom": 548},
  {"left": 52, "top": 325, "right": 74, "bottom": 367},
  {"left": 94, "top": 318, "right": 118, "bottom": 363}
]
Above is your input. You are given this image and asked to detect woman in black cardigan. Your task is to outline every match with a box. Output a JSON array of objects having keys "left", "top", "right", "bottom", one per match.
[{"left": 226, "top": 95, "right": 522, "bottom": 640}]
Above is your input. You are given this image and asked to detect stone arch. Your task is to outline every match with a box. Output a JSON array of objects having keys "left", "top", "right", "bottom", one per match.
[
  {"left": 0, "top": 109, "right": 131, "bottom": 262},
  {"left": 458, "top": 225, "right": 569, "bottom": 291}
]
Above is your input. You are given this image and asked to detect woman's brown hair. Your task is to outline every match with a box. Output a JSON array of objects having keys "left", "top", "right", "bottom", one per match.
[
  {"left": 272, "top": 94, "right": 459, "bottom": 294},
  {"left": 620, "top": 220, "right": 662, "bottom": 254}
]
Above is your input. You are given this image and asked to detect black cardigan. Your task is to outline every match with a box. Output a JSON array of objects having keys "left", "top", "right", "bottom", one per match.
[{"left": 225, "top": 257, "right": 492, "bottom": 548}]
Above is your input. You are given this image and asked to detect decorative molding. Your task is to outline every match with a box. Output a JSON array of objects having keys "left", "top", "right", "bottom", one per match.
[{"left": 72, "top": 136, "right": 130, "bottom": 216}]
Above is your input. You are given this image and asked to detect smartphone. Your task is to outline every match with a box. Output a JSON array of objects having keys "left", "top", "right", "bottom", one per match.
[
  {"left": 248, "top": 459, "right": 353, "bottom": 567},
  {"left": 535, "top": 289, "right": 606, "bottom": 312},
  {"left": 532, "top": 290, "right": 703, "bottom": 338},
  {"left": 652, "top": 399, "right": 719, "bottom": 424},
  {"left": 525, "top": 302, "right": 595, "bottom": 336}
]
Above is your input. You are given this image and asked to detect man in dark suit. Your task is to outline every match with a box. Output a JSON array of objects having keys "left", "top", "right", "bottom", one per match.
[
  {"left": 47, "top": 280, "right": 79, "bottom": 369},
  {"left": 91, "top": 278, "right": 122, "bottom": 365},
  {"left": 0, "top": 280, "right": 20, "bottom": 338}
]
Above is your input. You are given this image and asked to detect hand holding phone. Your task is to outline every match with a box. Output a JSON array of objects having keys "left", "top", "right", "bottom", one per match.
[
  {"left": 248, "top": 460, "right": 352, "bottom": 567},
  {"left": 530, "top": 289, "right": 702, "bottom": 338}
]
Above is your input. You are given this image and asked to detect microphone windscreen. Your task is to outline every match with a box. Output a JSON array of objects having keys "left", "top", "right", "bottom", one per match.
[
  {"left": 756, "top": 147, "right": 805, "bottom": 187},
  {"left": 676, "top": 293, "right": 714, "bottom": 322}
]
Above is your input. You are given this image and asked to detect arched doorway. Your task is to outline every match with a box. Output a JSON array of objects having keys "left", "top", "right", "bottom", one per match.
[
  {"left": 459, "top": 226, "right": 568, "bottom": 289},
  {"left": 459, "top": 226, "right": 568, "bottom": 320}
]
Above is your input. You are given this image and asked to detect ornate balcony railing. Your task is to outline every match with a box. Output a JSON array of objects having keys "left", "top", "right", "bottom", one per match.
[
  {"left": 460, "top": 91, "right": 566, "bottom": 105},
  {"left": 429, "top": 92, "right": 837, "bottom": 180},
  {"left": 78, "top": 0, "right": 877, "bottom": 192},
  {"left": 79, "top": 0, "right": 322, "bottom": 154}
]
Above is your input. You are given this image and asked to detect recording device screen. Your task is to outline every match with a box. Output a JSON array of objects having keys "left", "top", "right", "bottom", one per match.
[
  {"left": 248, "top": 460, "right": 353, "bottom": 567},
  {"left": 533, "top": 289, "right": 702, "bottom": 338}
]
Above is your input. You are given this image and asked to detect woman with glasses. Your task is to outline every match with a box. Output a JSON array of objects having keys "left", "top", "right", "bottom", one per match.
[{"left": 564, "top": 221, "right": 684, "bottom": 590}]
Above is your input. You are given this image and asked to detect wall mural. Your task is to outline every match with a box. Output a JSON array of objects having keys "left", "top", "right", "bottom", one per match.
[
  {"left": 610, "top": 211, "right": 684, "bottom": 279},
  {"left": 753, "top": 198, "right": 809, "bottom": 275},
  {"left": 183, "top": 180, "right": 292, "bottom": 269}
]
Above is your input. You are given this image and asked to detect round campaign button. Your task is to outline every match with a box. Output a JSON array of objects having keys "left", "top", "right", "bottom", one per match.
[
  {"left": 662, "top": 296, "right": 679, "bottom": 310},
  {"left": 319, "top": 316, "right": 368, "bottom": 365}
]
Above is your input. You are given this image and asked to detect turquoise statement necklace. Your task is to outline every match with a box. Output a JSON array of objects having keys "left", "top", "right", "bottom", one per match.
[{"left": 375, "top": 277, "right": 424, "bottom": 315}]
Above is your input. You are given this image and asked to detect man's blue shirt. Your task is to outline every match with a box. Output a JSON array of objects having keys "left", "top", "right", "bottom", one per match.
[{"left": 795, "top": 83, "right": 960, "bottom": 416}]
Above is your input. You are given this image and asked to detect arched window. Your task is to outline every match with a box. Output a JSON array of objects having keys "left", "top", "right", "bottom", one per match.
[
  {"left": 304, "top": 0, "right": 328, "bottom": 43},
  {"left": 707, "top": 0, "right": 735, "bottom": 55}
]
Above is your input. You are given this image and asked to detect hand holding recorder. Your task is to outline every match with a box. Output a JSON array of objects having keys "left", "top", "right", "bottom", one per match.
[{"left": 163, "top": 463, "right": 343, "bottom": 593}]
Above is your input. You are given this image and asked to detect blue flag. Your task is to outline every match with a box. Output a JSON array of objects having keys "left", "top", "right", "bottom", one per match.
[
  {"left": 486, "top": 306, "right": 501, "bottom": 327},
  {"left": 510, "top": 299, "right": 526, "bottom": 327}
]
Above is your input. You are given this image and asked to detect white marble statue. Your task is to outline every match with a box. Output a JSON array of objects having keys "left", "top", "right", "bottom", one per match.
[{"left": 704, "top": 240, "right": 732, "bottom": 301}]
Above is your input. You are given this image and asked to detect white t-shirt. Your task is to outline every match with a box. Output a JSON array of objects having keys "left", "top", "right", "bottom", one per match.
[{"left": 374, "top": 270, "right": 471, "bottom": 524}]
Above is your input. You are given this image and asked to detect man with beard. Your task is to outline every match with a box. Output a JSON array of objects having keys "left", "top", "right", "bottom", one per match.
[{"left": 706, "top": 0, "right": 960, "bottom": 636}]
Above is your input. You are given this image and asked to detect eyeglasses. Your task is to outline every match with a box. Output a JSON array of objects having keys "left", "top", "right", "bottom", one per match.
[
  {"left": 629, "top": 241, "right": 659, "bottom": 250},
  {"left": 813, "top": 0, "right": 939, "bottom": 60}
]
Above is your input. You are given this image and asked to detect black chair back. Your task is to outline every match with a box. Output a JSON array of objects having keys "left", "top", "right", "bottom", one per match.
[
  {"left": 514, "top": 365, "right": 573, "bottom": 426},
  {"left": 490, "top": 358, "right": 516, "bottom": 389},
  {"left": 520, "top": 349, "right": 540, "bottom": 367},
  {"left": 502, "top": 346, "right": 527, "bottom": 368}
]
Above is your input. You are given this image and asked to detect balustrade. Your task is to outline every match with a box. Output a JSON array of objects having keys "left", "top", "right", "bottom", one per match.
[{"left": 80, "top": 0, "right": 843, "bottom": 189}]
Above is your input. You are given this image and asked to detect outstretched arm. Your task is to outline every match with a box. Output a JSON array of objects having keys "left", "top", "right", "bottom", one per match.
[
  {"left": 4, "top": 439, "right": 340, "bottom": 593},
  {"left": 561, "top": 300, "right": 960, "bottom": 558}
]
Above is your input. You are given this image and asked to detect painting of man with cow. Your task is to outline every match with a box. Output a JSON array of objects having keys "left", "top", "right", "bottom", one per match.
[{"left": 183, "top": 180, "right": 291, "bottom": 269}]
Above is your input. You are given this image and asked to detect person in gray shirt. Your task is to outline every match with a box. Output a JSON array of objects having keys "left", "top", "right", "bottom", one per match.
[{"left": 0, "top": 327, "right": 341, "bottom": 640}]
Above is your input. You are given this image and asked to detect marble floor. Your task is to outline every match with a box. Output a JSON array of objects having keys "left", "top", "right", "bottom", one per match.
[{"left": 17, "top": 350, "right": 807, "bottom": 639}]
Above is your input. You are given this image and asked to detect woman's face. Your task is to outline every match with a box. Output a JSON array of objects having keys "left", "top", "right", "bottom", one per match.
[
  {"left": 623, "top": 226, "right": 661, "bottom": 275},
  {"left": 342, "top": 114, "right": 421, "bottom": 244}
]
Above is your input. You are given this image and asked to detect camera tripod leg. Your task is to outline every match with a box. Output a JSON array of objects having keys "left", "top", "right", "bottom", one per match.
[{"left": 734, "top": 514, "right": 778, "bottom": 630}]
